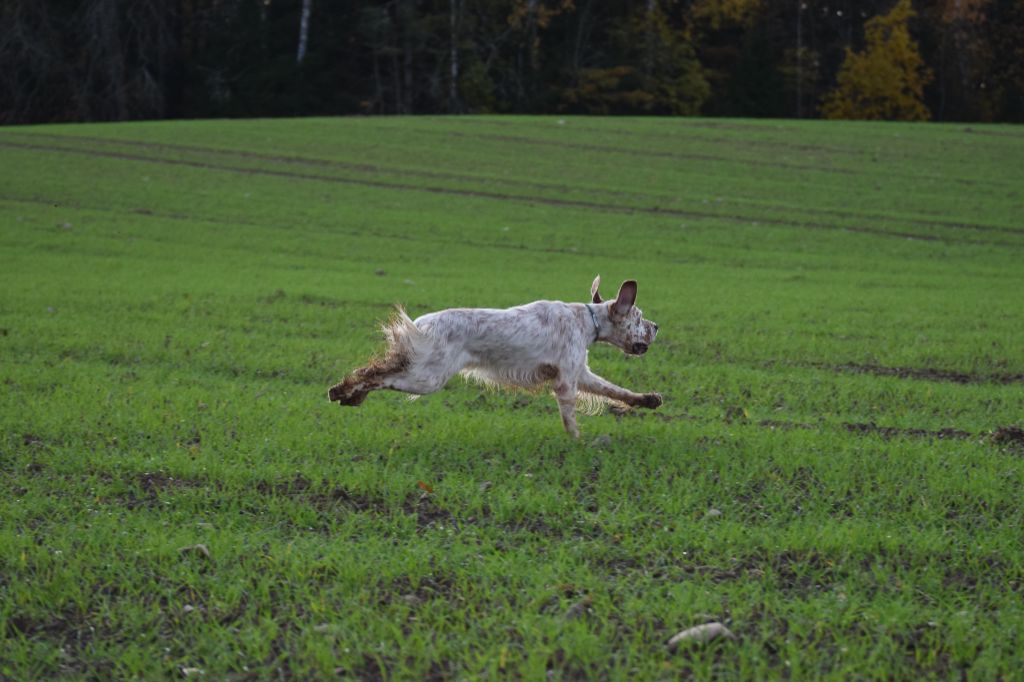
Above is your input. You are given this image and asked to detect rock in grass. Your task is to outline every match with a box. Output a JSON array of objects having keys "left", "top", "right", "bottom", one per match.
[
  {"left": 667, "top": 622, "right": 736, "bottom": 650},
  {"left": 178, "top": 544, "right": 211, "bottom": 560}
]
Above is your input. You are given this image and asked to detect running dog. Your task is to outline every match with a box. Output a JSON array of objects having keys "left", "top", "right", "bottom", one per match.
[{"left": 328, "top": 276, "right": 662, "bottom": 437}]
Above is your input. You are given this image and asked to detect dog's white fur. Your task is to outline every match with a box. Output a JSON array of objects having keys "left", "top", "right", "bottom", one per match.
[{"left": 328, "top": 276, "right": 662, "bottom": 437}]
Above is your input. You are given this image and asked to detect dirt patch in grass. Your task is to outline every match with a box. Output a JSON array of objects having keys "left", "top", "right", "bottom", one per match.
[
  {"left": 24, "top": 460, "right": 46, "bottom": 475},
  {"left": 758, "top": 419, "right": 815, "bottom": 431},
  {"left": 759, "top": 419, "right": 974, "bottom": 441},
  {"left": 380, "top": 573, "right": 461, "bottom": 607},
  {"left": 256, "top": 474, "right": 391, "bottom": 515},
  {"left": 6, "top": 605, "right": 114, "bottom": 677},
  {"left": 842, "top": 422, "right": 973, "bottom": 441},
  {"left": 255, "top": 473, "right": 316, "bottom": 497},
  {"left": 133, "top": 470, "right": 201, "bottom": 494},
  {"left": 403, "top": 493, "right": 457, "bottom": 530},
  {"left": 253, "top": 474, "right": 458, "bottom": 530},
  {"left": 760, "top": 419, "right": 1024, "bottom": 452},
  {"left": 991, "top": 425, "right": 1024, "bottom": 452},
  {"left": 483, "top": 507, "right": 562, "bottom": 538},
  {"left": 823, "top": 362, "right": 1024, "bottom": 385},
  {"left": 22, "top": 433, "right": 46, "bottom": 448},
  {"left": 109, "top": 471, "right": 210, "bottom": 509},
  {"left": 752, "top": 549, "right": 840, "bottom": 593}
]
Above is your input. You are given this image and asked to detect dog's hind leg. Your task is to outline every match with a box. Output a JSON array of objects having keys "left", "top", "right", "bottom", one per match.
[
  {"left": 330, "top": 307, "right": 436, "bottom": 406},
  {"left": 329, "top": 342, "right": 468, "bottom": 405},
  {"left": 328, "top": 358, "right": 404, "bottom": 406},
  {"left": 377, "top": 335, "right": 473, "bottom": 396}
]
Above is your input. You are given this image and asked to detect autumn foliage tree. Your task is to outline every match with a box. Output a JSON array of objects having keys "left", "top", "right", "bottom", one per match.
[{"left": 821, "top": 0, "right": 933, "bottom": 120}]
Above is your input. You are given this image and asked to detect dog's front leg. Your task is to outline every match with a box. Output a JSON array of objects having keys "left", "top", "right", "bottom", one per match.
[
  {"left": 580, "top": 368, "right": 662, "bottom": 409},
  {"left": 553, "top": 380, "right": 580, "bottom": 438}
]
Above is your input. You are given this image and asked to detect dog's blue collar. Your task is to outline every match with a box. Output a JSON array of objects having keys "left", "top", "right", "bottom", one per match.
[{"left": 585, "top": 304, "right": 601, "bottom": 342}]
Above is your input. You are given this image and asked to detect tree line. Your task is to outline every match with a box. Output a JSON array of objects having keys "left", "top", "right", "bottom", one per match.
[{"left": 2, "top": 0, "right": 1021, "bottom": 125}]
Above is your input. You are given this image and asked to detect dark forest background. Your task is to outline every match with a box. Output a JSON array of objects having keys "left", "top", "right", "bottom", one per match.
[{"left": 2, "top": 0, "right": 1022, "bottom": 125}]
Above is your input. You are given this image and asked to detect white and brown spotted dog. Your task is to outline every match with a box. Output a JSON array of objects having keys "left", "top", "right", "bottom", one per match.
[{"left": 328, "top": 276, "right": 662, "bottom": 437}]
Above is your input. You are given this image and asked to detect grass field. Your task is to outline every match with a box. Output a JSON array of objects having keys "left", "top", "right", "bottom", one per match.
[{"left": 2, "top": 115, "right": 1023, "bottom": 680}]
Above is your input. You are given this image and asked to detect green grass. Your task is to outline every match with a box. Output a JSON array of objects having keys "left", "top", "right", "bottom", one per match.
[{"left": 1, "top": 116, "right": 1023, "bottom": 680}]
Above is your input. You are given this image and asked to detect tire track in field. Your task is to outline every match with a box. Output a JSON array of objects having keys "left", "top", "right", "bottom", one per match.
[
  {"left": 0, "top": 192, "right": 617, "bottom": 261},
  {"left": 404, "top": 117, "right": 878, "bottom": 157},
  {"left": 436, "top": 117, "right": 865, "bottom": 156},
  {"left": 366, "top": 123, "right": 1022, "bottom": 190},
  {"left": 627, "top": 411, "right": 1023, "bottom": 447},
  {"left": 428, "top": 128, "right": 857, "bottom": 175},
  {"left": 760, "top": 421, "right": 1023, "bottom": 451},
  {"left": 457, "top": 116, "right": 1024, "bottom": 152},
  {"left": 757, "top": 419, "right": 975, "bottom": 441},
  {"left": 816, "top": 361, "right": 1024, "bottom": 385},
  {"left": 2, "top": 138, "right": 1018, "bottom": 247},
  {"left": 3, "top": 131, "right": 664, "bottom": 205},
  {"left": 6, "top": 132, "right": 1022, "bottom": 239}
]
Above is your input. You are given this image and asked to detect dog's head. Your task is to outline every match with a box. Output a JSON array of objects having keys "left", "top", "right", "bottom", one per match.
[{"left": 590, "top": 276, "right": 658, "bottom": 355}]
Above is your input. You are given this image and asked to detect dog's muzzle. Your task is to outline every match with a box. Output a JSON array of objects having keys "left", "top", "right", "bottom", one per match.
[{"left": 631, "top": 342, "right": 649, "bottom": 355}]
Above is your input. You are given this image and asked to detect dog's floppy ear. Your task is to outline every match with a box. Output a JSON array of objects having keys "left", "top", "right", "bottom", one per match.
[
  {"left": 590, "top": 275, "right": 603, "bottom": 304},
  {"left": 611, "top": 280, "right": 637, "bottom": 318}
]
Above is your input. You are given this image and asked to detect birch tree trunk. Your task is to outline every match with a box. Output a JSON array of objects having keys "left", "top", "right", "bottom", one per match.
[
  {"left": 644, "top": 0, "right": 656, "bottom": 75},
  {"left": 796, "top": 0, "right": 803, "bottom": 118},
  {"left": 449, "top": 0, "right": 460, "bottom": 112},
  {"left": 296, "top": 0, "right": 312, "bottom": 64}
]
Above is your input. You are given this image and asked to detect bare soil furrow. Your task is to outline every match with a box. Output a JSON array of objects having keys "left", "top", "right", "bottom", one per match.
[
  {"left": 759, "top": 419, "right": 1024, "bottom": 445},
  {"left": 822, "top": 362, "right": 1024, "bottom": 385}
]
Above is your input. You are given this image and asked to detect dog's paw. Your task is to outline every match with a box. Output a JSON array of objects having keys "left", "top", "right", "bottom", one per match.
[
  {"left": 328, "top": 382, "right": 368, "bottom": 406},
  {"left": 639, "top": 392, "right": 663, "bottom": 409}
]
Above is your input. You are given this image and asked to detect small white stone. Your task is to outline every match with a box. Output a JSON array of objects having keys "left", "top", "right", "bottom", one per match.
[{"left": 668, "top": 622, "right": 736, "bottom": 650}]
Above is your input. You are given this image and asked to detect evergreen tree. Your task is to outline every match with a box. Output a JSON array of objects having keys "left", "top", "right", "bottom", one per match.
[{"left": 560, "top": 0, "right": 708, "bottom": 115}]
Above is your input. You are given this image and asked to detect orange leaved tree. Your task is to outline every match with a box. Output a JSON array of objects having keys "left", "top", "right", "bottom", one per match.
[{"left": 821, "top": 0, "right": 933, "bottom": 120}]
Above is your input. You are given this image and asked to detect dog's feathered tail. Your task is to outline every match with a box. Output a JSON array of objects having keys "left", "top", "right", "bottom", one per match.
[
  {"left": 381, "top": 306, "right": 429, "bottom": 364},
  {"left": 382, "top": 306, "right": 433, "bottom": 400}
]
